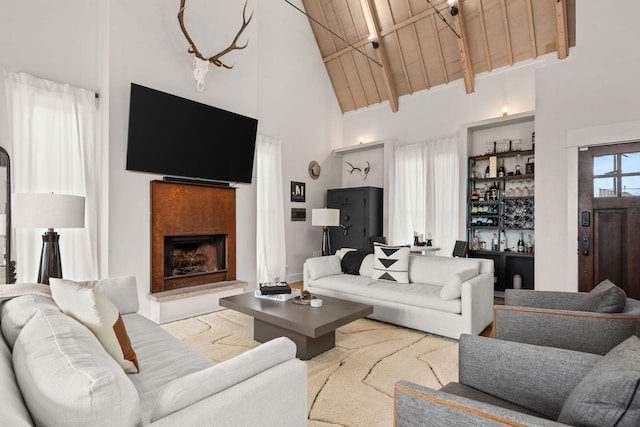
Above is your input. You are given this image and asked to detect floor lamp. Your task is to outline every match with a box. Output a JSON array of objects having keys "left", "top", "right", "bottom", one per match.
[
  {"left": 312, "top": 208, "right": 340, "bottom": 256},
  {"left": 13, "top": 193, "right": 85, "bottom": 285}
]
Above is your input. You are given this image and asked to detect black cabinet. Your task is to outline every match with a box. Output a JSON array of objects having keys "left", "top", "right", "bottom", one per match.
[{"left": 327, "top": 187, "right": 383, "bottom": 252}]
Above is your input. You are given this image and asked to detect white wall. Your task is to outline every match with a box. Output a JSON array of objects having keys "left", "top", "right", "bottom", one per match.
[
  {"left": 0, "top": 0, "right": 342, "bottom": 319},
  {"left": 343, "top": 59, "right": 543, "bottom": 243},
  {"left": 534, "top": 0, "right": 640, "bottom": 291},
  {"left": 0, "top": 0, "right": 102, "bottom": 275},
  {"left": 343, "top": 0, "right": 640, "bottom": 292},
  {"left": 108, "top": 0, "right": 342, "bottom": 316}
]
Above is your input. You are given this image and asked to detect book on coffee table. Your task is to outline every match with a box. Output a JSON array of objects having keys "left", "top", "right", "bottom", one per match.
[
  {"left": 254, "top": 289, "right": 301, "bottom": 301},
  {"left": 259, "top": 282, "right": 292, "bottom": 295}
]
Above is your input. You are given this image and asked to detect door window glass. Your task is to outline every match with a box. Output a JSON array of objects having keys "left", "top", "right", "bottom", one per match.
[
  {"left": 622, "top": 152, "right": 640, "bottom": 173},
  {"left": 594, "top": 178, "right": 616, "bottom": 198},
  {"left": 622, "top": 176, "right": 640, "bottom": 197},
  {"left": 593, "top": 155, "right": 616, "bottom": 176}
]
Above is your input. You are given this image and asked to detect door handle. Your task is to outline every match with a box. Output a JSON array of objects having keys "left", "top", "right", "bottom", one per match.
[{"left": 581, "top": 235, "right": 590, "bottom": 255}]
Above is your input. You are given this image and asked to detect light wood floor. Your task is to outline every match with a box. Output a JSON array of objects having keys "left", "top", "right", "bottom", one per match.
[{"left": 289, "top": 281, "right": 502, "bottom": 338}]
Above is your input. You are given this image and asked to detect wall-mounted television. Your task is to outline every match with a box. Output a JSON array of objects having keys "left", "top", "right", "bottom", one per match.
[{"left": 126, "top": 83, "right": 258, "bottom": 184}]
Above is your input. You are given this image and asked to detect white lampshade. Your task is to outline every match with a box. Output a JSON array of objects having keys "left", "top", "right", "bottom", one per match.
[
  {"left": 312, "top": 208, "right": 340, "bottom": 227},
  {"left": 13, "top": 193, "right": 85, "bottom": 229}
]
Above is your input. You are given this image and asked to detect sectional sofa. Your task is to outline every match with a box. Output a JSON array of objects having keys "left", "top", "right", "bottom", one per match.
[
  {"left": 303, "top": 249, "right": 494, "bottom": 339},
  {"left": 0, "top": 279, "right": 307, "bottom": 427}
]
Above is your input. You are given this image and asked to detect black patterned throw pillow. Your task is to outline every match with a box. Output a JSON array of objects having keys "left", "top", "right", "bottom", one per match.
[{"left": 372, "top": 245, "right": 410, "bottom": 283}]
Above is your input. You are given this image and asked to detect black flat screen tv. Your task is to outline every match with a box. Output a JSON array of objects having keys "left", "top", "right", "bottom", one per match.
[{"left": 126, "top": 83, "right": 258, "bottom": 184}]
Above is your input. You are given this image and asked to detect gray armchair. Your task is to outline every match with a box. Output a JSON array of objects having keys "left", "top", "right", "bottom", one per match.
[
  {"left": 395, "top": 334, "right": 640, "bottom": 427},
  {"left": 493, "top": 287, "right": 640, "bottom": 355}
]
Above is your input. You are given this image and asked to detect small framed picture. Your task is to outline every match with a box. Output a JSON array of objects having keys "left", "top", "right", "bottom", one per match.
[
  {"left": 291, "top": 181, "right": 305, "bottom": 202},
  {"left": 291, "top": 208, "right": 306, "bottom": 221}
]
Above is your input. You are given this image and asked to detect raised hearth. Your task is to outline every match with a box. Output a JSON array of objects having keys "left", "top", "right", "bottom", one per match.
[{"left": 151, "top": 180, "right": 236, "bottom": 293}]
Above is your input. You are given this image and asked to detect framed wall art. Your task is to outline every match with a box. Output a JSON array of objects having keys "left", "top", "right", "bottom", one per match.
[{"left": 291, "top": 181, "right": 305, "bottom": 202}]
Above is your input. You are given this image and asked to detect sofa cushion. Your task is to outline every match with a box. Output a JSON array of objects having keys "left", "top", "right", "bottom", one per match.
[
  {"left": 123, "top": 313, "right": 214, "bottom": 424},
  {"left": 558, "top": 335, "right": 640, "bottom": 427},
  {"left": 408, "top": 256, "right": 480, "bottom": 286},
  {"left": 50, "top": 278, "right": 139, "bottom": 373},
  {"left": 372, "top": 245, "right": 410, "bottom": 283},
  {"left": 1, "top": 294, "right": 60, "bottom": 349},
  {"left": 150, "top": 336, "right": 296, "bottom": 422},
  {"left": 576, "top": 279, "right": 627, "bottom": 313},
  {"left": 97, "top": 276, "right": 140, "bottom": 314},
  {"left": 0, "top": 332, "right": 32, "bottom": 426},
  {"left": 306, "top": 255, "right": 342, "bottom": 280},
  {"left": 13, "top": 309, "right": 140, "bottom": 427},
  {"left": 309, "top": 274, "right": 462, "bottom": 314},
  {"left": 440, "top": 269, "right": 477, "bottom": 301}
]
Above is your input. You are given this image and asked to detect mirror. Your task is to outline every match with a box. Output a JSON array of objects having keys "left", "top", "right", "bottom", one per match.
[{"left": 0, "top": 147, "right": 14, "bottom": 284}]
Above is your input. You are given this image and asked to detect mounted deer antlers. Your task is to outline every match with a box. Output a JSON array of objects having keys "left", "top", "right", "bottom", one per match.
[
  {"left": 178, "top": 0, "right": 253, "bottom": 91},
  {"left": 345, "top": 161, "right": 371, "bottom": 180}
]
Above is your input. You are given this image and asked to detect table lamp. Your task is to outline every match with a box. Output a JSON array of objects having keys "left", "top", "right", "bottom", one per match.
[
  {"left": 312, "top": 208, "right": 339, "bottom": 256},
  {"left": 13, "top": 193, "right": 85, "bottom": 284}
]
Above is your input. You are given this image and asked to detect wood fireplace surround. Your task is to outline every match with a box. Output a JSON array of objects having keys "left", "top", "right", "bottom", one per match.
[{"left": 150, "top": 180, "right": 236, "bottom": 293}]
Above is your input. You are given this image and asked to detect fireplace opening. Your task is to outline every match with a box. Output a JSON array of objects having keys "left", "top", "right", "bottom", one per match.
[{"left": 164, "top": 235, "right": 226, "bottom": 279}]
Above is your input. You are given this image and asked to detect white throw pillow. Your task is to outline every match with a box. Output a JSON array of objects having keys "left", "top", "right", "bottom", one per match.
[
  {"left": 372, "top": 245, "right": 410, "bottom": 283},
  {"left": 440, "top": 269, "right": 478, "bottom": 300},
  {"left": 306, "top": 255, "right": 342, "bottom": 280},
  {"left": 49, "top": 278, "right": 139, "bottom": 373}
]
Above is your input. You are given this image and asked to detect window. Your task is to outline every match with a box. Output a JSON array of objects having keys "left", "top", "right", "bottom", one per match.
[{"left": 593, "top": 151, "right": 640, "bottom": 198}]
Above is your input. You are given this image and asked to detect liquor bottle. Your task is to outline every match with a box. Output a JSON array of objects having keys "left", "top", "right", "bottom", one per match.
[
  {"left": 517, "top": 232, "right": 525, "bottom": 253},
  {"left": 499, "top": 231, "right": 507, "bottom": 252},
  {"left": 484, "top": 165, "right": 490, "bottom": 178},
  {"left": 472, "top": 230, "right": 479, "bottom": 250},
  {"left": 498, "top": 160, "right": 505, "bottom": 178},
  {"left": 491, "top": 233, "right": 498, "bottom": 251}
]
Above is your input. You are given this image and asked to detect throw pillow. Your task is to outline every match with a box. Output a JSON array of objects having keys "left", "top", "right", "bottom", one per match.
[
  {"left": 440, "top": 269, "right": 477, "bottom": 301},
  {"left": 372, "top": 244, "right": 410, "bottom": 283},
  {"left": 557, "top": 336, "right": 640, "bottom": 427},
  {"left": 49, "top": 279, "right": 139, "bottom": 373},
  {"left": 306, "top": 255, "right": 342, "bottom": 280},
  {"left": 576, "top": 279, "right": 627, "bottom": 313},
  {"left": 341, "top": 249, "right": 373, "bottom": 275}
]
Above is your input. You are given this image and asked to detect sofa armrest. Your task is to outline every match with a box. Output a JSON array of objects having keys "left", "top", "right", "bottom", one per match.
[
  {"left": 505, "top": 289, "right": 586, "bottom": 310},
  {"left": 494, "top": 305, "right": 640, "bottom": 355},
  {"left": 460, "top": 273, "right": 494, "bottom": 336},
  {"left": 458, "top": 335, "right": 600, "bottom": 419},
  {"left": 149, "top": 337, "right": 305, "bottom": 423},
  {"left": 395, "top": 381, "right": 564, "bottom": 427}
]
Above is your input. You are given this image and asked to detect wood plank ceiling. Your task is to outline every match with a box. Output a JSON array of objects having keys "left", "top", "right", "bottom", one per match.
[{"left": 300, "top": 0, "right": 576, "bottom": 113}]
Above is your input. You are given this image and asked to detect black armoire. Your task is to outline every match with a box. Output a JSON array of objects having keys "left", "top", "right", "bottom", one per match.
[{"left": 327, "top": 186, "right": 383, "bottom": 253}]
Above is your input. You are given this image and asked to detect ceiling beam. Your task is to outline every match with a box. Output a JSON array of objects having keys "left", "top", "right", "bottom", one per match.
[
  {"left": 451, "top": 0, "right": 474, "bottom": 93},
  {"left": 525, "top": 0, "right": 537, "bottom": 58},
  {"left": 500, "top": 0, "right": 514, "bottom": 65},
  {"left": 360, "top": 0, "right": 399, "bottom": 112},
  {"left": 554, "top": 0, "right": 569, "bottom": 59},
  {"left": 477, "top": 0, "right": 492, "bottom": 71}
]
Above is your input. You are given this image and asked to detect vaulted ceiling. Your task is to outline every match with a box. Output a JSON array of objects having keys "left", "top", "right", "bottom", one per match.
[{"left": 299, "top": 0, "right": 576, "bottom": 113}]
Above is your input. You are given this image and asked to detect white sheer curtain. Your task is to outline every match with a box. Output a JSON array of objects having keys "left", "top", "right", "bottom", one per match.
[
  {"left": 5, "top": 72, "right": 100, "bottom": 282},
  {"left": 255, "top": 135, "right": 286, "bottom": 282},
  {"left": 390, "top": 136, "right": 459, "bottom": 256}
]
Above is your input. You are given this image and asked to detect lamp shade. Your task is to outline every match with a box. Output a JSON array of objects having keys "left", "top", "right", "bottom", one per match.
[
  {"left": 13, "top": 193, "right": 85, "bottom": 229},
  {"left": 312, "top": 208, "right": 340, "bottom": 227}
]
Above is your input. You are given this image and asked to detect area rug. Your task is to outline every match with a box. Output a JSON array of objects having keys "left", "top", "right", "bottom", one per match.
[{"left": 162, "top": 309, "right": 459, "bottom": 427}]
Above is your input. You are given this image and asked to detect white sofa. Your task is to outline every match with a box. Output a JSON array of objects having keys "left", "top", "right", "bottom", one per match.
[
  {"left": 303, "top": 251, "right": 494, "bottom": 339},
  {"left": 0, "top": 280, "right": 307, "bottom": 427}
]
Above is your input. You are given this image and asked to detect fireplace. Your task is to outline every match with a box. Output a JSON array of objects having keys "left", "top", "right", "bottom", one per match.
[
  {"left": 164, "top": 234, "right": 226, "bottom": 277},
  {"left": 151, "top": 180, "right": 236, "bottom": 293}
]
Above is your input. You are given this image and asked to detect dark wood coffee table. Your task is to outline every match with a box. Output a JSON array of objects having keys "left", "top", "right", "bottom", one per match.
[{"left": 219, "top": 292, "right": 373, "bottom": 359}]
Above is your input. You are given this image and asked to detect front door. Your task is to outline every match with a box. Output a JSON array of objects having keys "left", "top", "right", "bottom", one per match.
[{"left": 578, "top": 142, "right": 640, "bottom": 298}]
